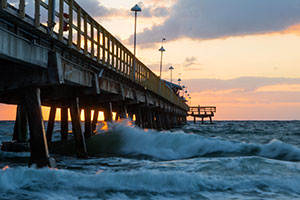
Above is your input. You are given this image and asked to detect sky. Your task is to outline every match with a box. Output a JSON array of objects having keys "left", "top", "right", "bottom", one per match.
[{"left": 1, "top": 0, "right": 300, "bottom": 120}]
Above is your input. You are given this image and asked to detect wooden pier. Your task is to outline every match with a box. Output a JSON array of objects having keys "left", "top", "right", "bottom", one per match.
[
  {"left": 0, "top": 0, "right": 188, "bottom": 167},
  {"left": 188, "top": 106, "right": 216, "bottom": 124}
]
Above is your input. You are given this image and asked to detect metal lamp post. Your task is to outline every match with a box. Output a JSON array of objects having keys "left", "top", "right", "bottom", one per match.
[
  {"left": 131, "top": 4, "right": 142, "bottom": 81},
  {"left": 159, "top": 46, "right": 165, "bottom": 79},
  {"left": 169, "top": 66, "right": 174, "bottom": 83}
]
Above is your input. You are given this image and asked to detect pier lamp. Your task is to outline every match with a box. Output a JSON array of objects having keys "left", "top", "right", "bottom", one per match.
[
  {"left": 177, "top": 78, "right": 181, "bottom": 86},
  {"left": 169, "top": 66, "right": 174, "bottom": 83},
  {"left": 189, "top": 96, "right": 192, "bottom": 105},
  {"left": 131, "top": 4, "right": 142, "bottom": 81}
]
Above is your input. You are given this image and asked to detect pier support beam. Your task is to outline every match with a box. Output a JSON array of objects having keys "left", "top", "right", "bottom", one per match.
[
  {"left": 164, "top": 113, "right": 170, "bottom": 130},
  {"left": 84, "top": 108, "right": 92, "bottom": 138},
  {"left": 46, "top": 106, "right": 56, "bottom": 142},
  {"left": 135, "top": 107, "right": 143, "bottom": 128},
  {"left": 92, "top": 110, "right": 99, "bottom": 132},
  {"left": 169, "top": 113, "right": 174, "bottom": 129},
  {"left": 119, "top": 105, "right": 128, "bottom": 119},
  {"left": 161, "top": 112, "right": 167, "bottom": 129},
  {"left": 104, "top": 102, "right": 113, "bottom": 122},
  {"left": 61, "top": 107, "right": 68, "bottom": 140},
  {"left": 25, "top": 87, "right": 54, "bottom": 168},
  {"left": 13, "top": 105, "right": 28, "bottom": 142},
  {"left": 156, "top": 112, "right": 163, "bottom": 130},
  {"left": 146, "top": 109, "right": 153, "bottom": 129},
  {"left": 70, "top": 98, "right": 88, "bottom": 158},
  {"left": 152, "top": 111, "right": 157, "bottom": 130}
]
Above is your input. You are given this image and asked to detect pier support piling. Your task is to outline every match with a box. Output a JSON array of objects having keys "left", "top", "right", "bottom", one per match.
[
  {"left": 25, "top": 87, "right": 54, "bottom": 168},
  {"left": 70, "top": 98, "right": 88, "bottom": 158},
  {"left": 104, "top": 102, "right": 113, "bottom": 122},
  {"left": 92, "top": 110, "right": 99, "bottom": 132},
  {"left": 13, "top": 105, "right": 28, "bottom": 142},
  {"left": 61, "top": 107, "right": 68, "bottom": 140},
  {"left": 135, "top": 107, "right": 143, "bottom": 128},
  {"left": 155, "top": 112, "right": 163, "bottom": 130},
  {"left": 146, "top": 109, "right": 153, "bottom": 129},
  {"left": 84, "top": 108, "right": 92, "bottom": 138},
  {"left": 46, "top": 106, "right": 56, "bottom": 142},
  {"left": 119, "top": 105, "right": 128, "bottom": 119}
]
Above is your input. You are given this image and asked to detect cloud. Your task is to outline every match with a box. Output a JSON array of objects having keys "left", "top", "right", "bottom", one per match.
[
  {"left": 184, "top": 77, "right": 300, "bottom": 93},
  {"left": 131, "top": 0, "right": 300, "bottom": 45},
  {"left": 76, "top": 0, "right": 120, "bottom": 17},
  {"left": 183, "top": 56, "right": 199, "bottom": 67}
]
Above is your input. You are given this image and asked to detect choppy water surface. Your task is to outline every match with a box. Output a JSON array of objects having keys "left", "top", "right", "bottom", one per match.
[{"left": 1, "top": 121, "right": 300, "bottom": 199}]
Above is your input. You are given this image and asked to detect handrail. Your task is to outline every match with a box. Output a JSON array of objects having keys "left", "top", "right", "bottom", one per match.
[
  {"left": 0, "top": 0, "right": 188, "bottom": 111},
  {"left": 189, "top": 106, "right": 216, "bottom": 114}
]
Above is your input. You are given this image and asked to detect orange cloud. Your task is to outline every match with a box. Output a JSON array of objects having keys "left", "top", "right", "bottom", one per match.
[
  {"left": 255, "top": 84, "right": 300, "bottom": 92},
  {"left": 282, "top": 23, "right": 300, "bottom": 36}
]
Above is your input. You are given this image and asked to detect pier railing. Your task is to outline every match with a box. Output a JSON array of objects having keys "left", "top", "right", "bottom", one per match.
[
  {"left": 188, "top": 106, "right": 216, "bottom": 115},
  {"left": 0, "top": 0, "right": 188, "bottom": 110}
]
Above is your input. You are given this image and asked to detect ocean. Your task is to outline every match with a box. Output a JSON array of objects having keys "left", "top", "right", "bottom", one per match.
[{"left": 1, "top": 120, "right": 300, "bottom": 199}]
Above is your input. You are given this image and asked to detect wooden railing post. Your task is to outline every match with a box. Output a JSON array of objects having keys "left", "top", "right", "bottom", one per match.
[
  {"left": 47, "top": 0, "right": 55, "bottom": 35},
  {"left": 58, "top": 0, "right": 63, "bottom": 41},
  {"left": 91, "top": 20, "right": 94, "bottom": 58},
  {"left": 77, "top": 7, "right": 81, "bottom": 50},
  {"left": 34, "top": 0, "right": 40, "bottom": 27},
  {"left": 19, "top": 0, "right": 25, "bottom": 19},
  {"left": 107, "top": 34, "right": 111, "bottom": 67},
  {"left": 1, "top": 0, "right": 7, "bottom": 8},
  {"left": 84, "top": 13, "right": 88, "bottom": 55},
  {"left": 102, "top": 31, "right": 106, "bottom": 64},
  {"left": 97, "top": 25, "right": 100, "bottom": 61},
  {"left": 68, "top": 0, "right": 73, "bottom": 46}
]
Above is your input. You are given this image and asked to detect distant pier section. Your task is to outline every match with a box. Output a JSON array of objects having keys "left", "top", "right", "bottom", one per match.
[{"left": 188, "top": 106, "right": 216, "bottom": 124}]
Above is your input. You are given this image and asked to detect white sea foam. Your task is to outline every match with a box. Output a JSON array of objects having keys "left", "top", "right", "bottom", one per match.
[
  {"left": 0, "top": 165, "right": 300, "bottom": 200},
  {"left": 107, "top": 121, "right": 300, "bottom": 161}
]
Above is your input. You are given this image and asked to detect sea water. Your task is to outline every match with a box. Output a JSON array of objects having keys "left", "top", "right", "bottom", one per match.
[{"left": 1, "top": 120, "right": 300, "bottom": 199}]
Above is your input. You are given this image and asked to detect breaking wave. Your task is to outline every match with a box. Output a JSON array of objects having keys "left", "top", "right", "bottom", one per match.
[{"left": 105, "top": 122, "right": 300, "bottom": 161}]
